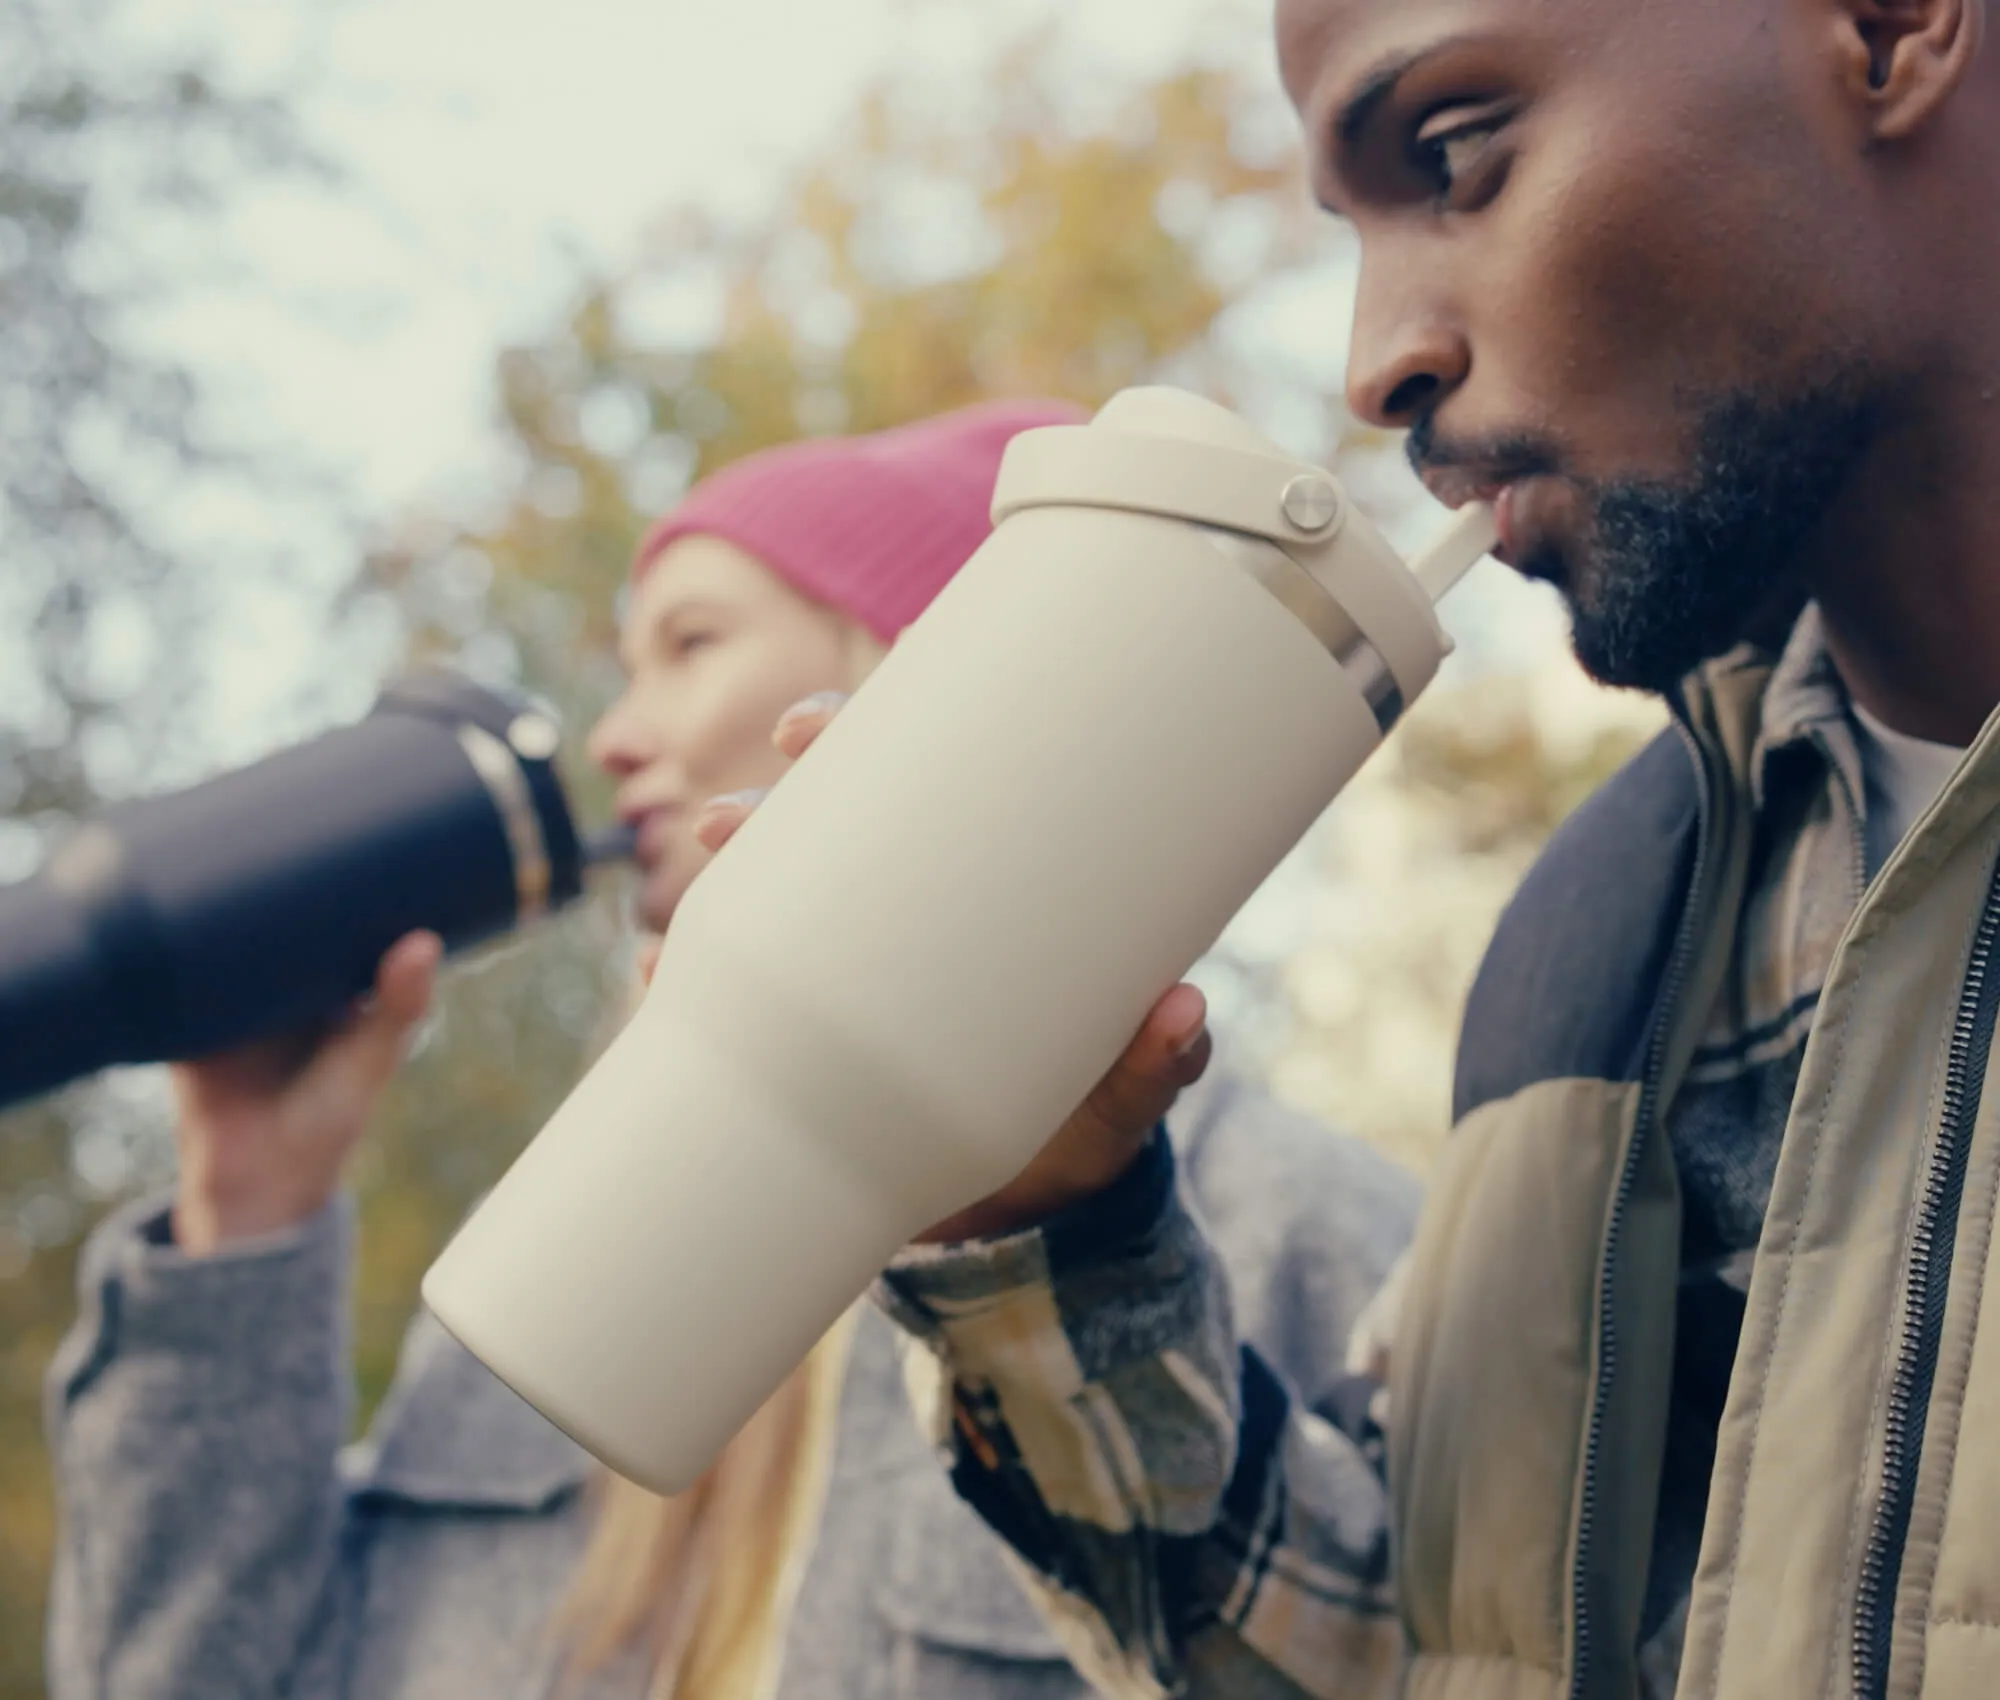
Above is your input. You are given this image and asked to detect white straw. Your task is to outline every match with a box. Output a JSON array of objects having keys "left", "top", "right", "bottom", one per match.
[{"left": 1410, "top": 503, "right": 1499, "bottom": 604}]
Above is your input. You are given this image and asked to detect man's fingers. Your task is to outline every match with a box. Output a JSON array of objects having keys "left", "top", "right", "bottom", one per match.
[
  {"left": 1168, "top": 1025, "right": 1215, "bottom": 1088},
  {"left": 773, "top": 690, "right": 847, "bottom": 760},
  {"left": 1084, "top": 982, "right": 1210, "bottom": 1129},
  {"left": 1141, "top": 982, "right": 1209, "bottom": 1070}
]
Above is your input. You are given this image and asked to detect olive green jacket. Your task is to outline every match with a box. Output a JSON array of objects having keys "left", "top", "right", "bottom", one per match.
[{"left": 1397, "top": 653, "right": 2000, "bottom": 1700}]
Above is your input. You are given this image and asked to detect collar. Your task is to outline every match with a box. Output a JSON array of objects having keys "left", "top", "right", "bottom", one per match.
[
  {"left": 340, "top": 1307, "right": 593, "bottom": 1510},
  {"left": 1745, "top": 603, "right": 1868, "bottom": 819}
]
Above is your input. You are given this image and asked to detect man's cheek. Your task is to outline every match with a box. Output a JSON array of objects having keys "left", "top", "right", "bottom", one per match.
[{"left": 1476, "top": 152, "right": 1721, "bottom": 468}]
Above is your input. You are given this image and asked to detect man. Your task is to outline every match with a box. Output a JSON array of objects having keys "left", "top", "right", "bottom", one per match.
[{"left": 775, "top": 0, "right": 2000, "bottom": 1695}]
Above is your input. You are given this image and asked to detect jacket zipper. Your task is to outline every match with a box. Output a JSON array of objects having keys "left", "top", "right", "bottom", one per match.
[
  {"left": 1568, "top": 719, "right": 1716, "bottom": 1700},
  {"left": 1851, "top": 855, "right": 2000, "bottom": 1700}
]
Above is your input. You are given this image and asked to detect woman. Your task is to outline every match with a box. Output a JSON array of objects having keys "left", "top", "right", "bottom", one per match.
[{"left": 46, "top": 400, "right": 1418, "bottom": 1700}]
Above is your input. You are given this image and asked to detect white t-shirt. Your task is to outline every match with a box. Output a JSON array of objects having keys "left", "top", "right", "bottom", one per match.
[{"left": 1850, "top": 697, "right": 1968, "bottom": 877}]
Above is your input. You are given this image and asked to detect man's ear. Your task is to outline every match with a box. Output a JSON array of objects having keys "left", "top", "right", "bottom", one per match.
[{"left": 1831, "top": 0, "right": 1985, "bottom": 141}]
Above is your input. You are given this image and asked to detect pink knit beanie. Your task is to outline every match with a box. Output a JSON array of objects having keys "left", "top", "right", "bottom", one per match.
[{"left": 631, "top": 398, "right": 1087, "bottom": 641}]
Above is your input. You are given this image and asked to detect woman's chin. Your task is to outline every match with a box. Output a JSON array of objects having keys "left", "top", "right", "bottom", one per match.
[
  {"left": 636, "top": 892, "right": 681, "bottom": 936},
  {"left": 631, "top": 868, "right": 687, "bottom": 936},
  {"left": 633, "top": 838, "right": 718, "bottom": 935}
]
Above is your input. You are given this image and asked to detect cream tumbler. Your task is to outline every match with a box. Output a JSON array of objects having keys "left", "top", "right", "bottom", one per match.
[{"left": 422, "top": 386, "right": 1494, "bottom": 1493}]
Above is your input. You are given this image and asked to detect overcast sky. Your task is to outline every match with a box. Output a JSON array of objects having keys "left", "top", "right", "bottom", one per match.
[
  {"left": 126, "top": 0, "right": 1275, "bottom": 514},
  {"left": 90, "top": 0, "right": 1572, "bottom": 761}
]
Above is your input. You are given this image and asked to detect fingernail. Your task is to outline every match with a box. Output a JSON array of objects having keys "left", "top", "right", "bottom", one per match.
[
  {"left": 1172, "top": 1023, "right": 1207, "bottom": 1060},
  {"left": 779, "top": 690, "right": 847, "bottom": 722},
  {"left": 698, "top": 786, "right": 769, "bottom": 815}
]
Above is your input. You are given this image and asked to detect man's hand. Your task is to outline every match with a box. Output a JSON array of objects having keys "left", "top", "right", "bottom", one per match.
[{"left": 691, "top": 693, "right": 1212, "bottom": 1244}]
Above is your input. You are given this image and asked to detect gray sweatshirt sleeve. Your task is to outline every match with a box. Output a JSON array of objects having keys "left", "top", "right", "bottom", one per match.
[{"left": 44, "top": 1192, "right": 355, "bottom": 1700}]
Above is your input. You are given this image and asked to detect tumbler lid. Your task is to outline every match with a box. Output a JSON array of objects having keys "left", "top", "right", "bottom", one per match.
[{"left": 991, "top": 386, "right": 1458, "bottom": 719}]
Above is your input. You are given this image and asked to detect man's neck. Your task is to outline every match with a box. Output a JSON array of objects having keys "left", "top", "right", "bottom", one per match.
[{"left": 1811, "top": 359, "right": 2000, "bottom": 748}]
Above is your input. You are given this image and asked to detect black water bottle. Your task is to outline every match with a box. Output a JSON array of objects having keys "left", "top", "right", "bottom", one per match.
[{"left": 0, "top": 668, "right": 631, "bottom": 1111}]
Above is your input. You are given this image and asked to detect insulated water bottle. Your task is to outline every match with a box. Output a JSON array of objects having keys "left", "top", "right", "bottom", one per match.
[
  {"left": 0, "top": 669, "right": 631, "bottom": 1111},
  {"left": 422, "top": 387, "right": 1495, "bottom": 1492}
]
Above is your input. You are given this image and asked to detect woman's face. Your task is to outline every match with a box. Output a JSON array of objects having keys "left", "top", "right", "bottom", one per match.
[{"left": 586, "top": 535, "right": 882, "bottom": 932}]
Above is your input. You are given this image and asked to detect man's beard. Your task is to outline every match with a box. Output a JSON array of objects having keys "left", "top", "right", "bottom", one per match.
[{"left": 1414, "top": 374, "right": 1890, "bottom": 693}]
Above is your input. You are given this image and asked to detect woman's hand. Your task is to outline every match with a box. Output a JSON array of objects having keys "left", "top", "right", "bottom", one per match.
[{"left": 169, "top": 931, "right": 442, "bottom": 1255}]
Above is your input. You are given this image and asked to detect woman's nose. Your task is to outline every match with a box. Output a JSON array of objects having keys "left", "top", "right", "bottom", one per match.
[{"left": 585, "top": 695, "right": 653, "bottom": 778}]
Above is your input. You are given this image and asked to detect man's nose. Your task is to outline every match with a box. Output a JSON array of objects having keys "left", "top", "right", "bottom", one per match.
[{"left": 1344, "top": 258, "right": 1470, "bottom": 431}]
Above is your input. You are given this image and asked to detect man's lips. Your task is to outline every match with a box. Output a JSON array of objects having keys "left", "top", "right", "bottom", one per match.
[
  {"left": 1493, "top": 485, "right": 1523, "bottom": 566},
  {"left": 1417, "top": 468, "right": 1566, "bottom": 572},
  {"left": 1421, "top": 472, "right": 1522, "bottom": 562}
]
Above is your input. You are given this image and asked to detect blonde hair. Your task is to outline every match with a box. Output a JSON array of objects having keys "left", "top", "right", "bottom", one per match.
[
  {"left": 556, "top": 1317, "right": 855, "bottom": 1699},
  {"left": 557, "top": 617, "right": 889, "bottom": 1699}
]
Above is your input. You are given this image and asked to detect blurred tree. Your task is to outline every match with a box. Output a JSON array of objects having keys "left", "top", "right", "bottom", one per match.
[
  {"left": 371, "top": 45, "right": 1348, "bottom": 733},
  {"left": 343, "top": 32, "right": 1363, "bottom": 1435},
  {"left": 0, "top": 0, "right": 320, "bottom": 823},
  {"left": 0, "top": 18, "right": 1663, "bottom": 1699},
  {"left": 1269, "top": 666, "right": 1666, "bottom": 1174},
  {"left": 0, "top": 0, "right": 323, "bottom": 1686}
]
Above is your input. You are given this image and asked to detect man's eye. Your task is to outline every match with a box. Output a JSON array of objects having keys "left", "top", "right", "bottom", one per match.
[
  {"left": 671, "top": 630, "right": 720, "bottom": 659},
  {"left": 1412, "top": 114, "right": 1506, "bottom": 207}
]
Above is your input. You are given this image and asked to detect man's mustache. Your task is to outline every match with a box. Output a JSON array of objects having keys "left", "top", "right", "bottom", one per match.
[{"left": 1404, "top": 413, "right": 1565, "bottom": 488}]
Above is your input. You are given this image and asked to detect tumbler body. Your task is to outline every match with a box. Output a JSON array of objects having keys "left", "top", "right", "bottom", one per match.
[{"left": 423, "top": 389, "right": 1453, "bottom": 1492}]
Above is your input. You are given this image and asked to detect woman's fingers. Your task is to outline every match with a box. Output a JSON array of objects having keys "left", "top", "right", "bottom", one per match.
[{"left": 773, "top": 690, "right": 847, "bottom": 760}]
